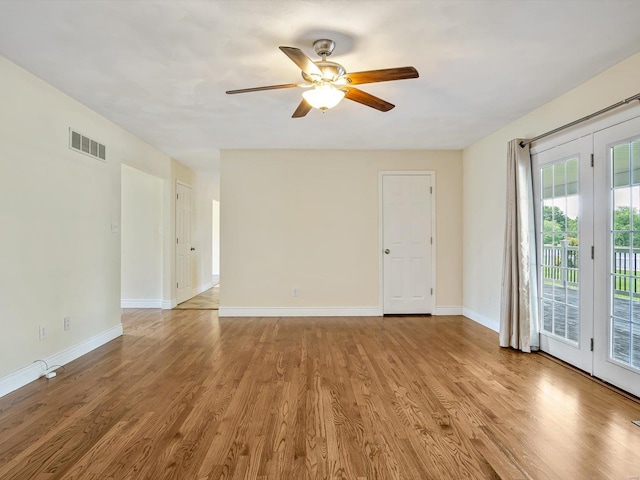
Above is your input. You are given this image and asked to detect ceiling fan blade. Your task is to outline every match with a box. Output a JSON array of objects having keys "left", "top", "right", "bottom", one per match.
[
  {"left": 292, "top": 99, "right": 312, "bottom": 118},
  {"left": 279, "top": 46, "right": 323, "bottom": 77},
  {"left": 226, "top": 83, "right": 302, "bottom": 94},
  {"left": 345, "top": 66, "right": 418, "bottom": 85},
  {"left": 343, "top": 87, "right": 395, "bottom": 112}
]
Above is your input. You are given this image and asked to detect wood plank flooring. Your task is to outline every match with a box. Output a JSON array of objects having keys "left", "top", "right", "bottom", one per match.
[
  {"left": 174, "top": 285, "right": 220, "bottom": 310},
  {"left": 1, "top": 310, "right": 640, "bottom": 479}
]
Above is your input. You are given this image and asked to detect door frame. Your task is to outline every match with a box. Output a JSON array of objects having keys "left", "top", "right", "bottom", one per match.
[
  {"left": 532, "top": 136, "right": 594, "bottom": 373},
  {"left": 593, "top": 115, "right": 640, "bottom": 398},
  {"left": 529, "top": 104, "right": 640, "bottom": 396},
  {"left": 378, "top": 171, "right": 437, "bottom": 315}
]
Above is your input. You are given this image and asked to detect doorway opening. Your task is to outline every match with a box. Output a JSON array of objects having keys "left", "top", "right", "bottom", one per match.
[{"left": 212, "top": 198, "right": 220, "bottom": 286}]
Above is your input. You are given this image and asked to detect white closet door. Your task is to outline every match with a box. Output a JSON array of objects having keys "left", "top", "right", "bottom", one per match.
[
  {"left": 176, "top": 182, "right": 194, "bottom": 304},
  {"left": 382, "top": 173, "right": 433, "bottom": 314}
]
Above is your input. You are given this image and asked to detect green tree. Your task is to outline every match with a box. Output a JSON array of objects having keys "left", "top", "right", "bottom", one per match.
[
  {"left": 542, "top": 206, "right": 567, "bottom": 229},
  {"left": 613, "top": 206, "right": 640, "bottom": 247},
  {"left": 542, "top": 219, "right": 563, "bottom": 245},
  {"left": 542, "top": 206, "right": 578, "bottom": 245}
]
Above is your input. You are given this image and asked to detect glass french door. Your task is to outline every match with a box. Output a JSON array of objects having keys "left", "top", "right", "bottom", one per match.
[
  {"left": 533, "top": 137, "right": 594, "bottom": 372},
  {"left": 593, "top": 116, "right": 640, "bottom": 397}
]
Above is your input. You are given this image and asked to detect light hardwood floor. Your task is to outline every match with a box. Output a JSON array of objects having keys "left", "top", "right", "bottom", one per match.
[
  {"left": 1, "top": 310, "right": 640, "bottom": 479},
  {"left": 174, "top": 285, "right": 220, "bottom": 310}
]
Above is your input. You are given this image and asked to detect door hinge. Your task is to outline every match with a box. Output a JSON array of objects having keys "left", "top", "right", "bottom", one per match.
[
  {"left": 177, "top": 193, "right": 179, "bottom": 199},
  {"left": 590, "top": 153, "right": 594, "bottom": 167},
  {"left": 176, "top": 237, "right": 179, "bottom": 244},
  {"left": 430, "top": 237, "right": 433, "bottom": 245},
  {"left": 591, "top": 246, "right": 594, "bottom": 259},
  {"left": 430, "top": 186, "right": 433, "bottom": 194},
  {"left": 590, "top": 338, "right": 594, "bottom": 351},
  {"left": 430, "top": 288, "right": 433, "bottom": 295},
  {"left": 177, "top": 282, "right": 179, "bottom": 288}
]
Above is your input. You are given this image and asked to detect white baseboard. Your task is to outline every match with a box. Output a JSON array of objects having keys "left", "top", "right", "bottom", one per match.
[
  {"left": 162, "top": 299, "right": 177, "bottom": 310},
  {"left": 462, "top": 307, "right": 499, "bottom": 332},
  {"left": 220, "top": 306, "right": 463, "bottom": 317},
  {"left": 219, "top": 307, "right": 382, "bottom": 317},
  {"left": 120, "top": 298, "right": 162, "bottom": 308},
  {"left": 0, "top": 323, "right": 123, "bottom": 398},
  {"left": 434, "top": 306, "right": 463, "bottom": 316}
]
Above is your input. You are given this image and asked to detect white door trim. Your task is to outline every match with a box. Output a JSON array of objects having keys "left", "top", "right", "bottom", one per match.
[{"left": 378, "top": 171, "right": 437, "bottom": 315}]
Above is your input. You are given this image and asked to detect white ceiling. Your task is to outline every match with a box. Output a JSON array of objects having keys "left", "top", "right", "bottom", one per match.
[{"left": 1, "top": 1, "right": 640, "bottom": 176}]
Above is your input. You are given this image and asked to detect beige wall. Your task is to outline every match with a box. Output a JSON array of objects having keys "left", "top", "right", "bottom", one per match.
[
  {"left": 462, "top": 51, "right": 640, "bottom": 330},
  {"left": 220, "top": 149, "right": 462, "bottom": 312},
  {"left": 0, "top": 54, "right": 152, "bottom": 379},
  {"left": 121, "top": 164, "right": 163, "bottom": 303},
  {"left": 0, "top": 54, "right": 216, "bottom": 392}
]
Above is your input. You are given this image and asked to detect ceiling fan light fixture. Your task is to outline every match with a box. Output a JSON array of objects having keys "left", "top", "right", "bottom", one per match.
[
  {"left": 302, "top": 84, "right": 345, "bottom": 110},
  {"left": 226, "top": 40, "right": 419, "bottom": 118}
]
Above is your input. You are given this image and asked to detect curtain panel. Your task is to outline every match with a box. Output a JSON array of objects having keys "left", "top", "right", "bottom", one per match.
[{"left": 500, "top": 139, "right": 539, "bottom": 352}]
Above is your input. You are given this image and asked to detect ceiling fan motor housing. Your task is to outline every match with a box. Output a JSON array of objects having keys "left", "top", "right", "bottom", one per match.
[{"left": 301, "top": 60, "right": 346, "bottom": 83}]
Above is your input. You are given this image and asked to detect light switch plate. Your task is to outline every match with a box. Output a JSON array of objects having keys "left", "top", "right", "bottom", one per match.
[{"left": 111, "top": 222, "right": 119, "bottom": 233}]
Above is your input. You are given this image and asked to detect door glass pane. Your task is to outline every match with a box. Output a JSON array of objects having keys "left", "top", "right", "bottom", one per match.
[
  {"left": 540, "top": 158, "right": 579, "bottom": 343},
  {"left": 610, "top": 139, "right": 640, "bottom": 370}
]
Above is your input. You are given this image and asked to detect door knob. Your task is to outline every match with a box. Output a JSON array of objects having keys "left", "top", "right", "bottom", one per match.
[{"left": 384, "top": 249, "right": 390, "bottom": 254}]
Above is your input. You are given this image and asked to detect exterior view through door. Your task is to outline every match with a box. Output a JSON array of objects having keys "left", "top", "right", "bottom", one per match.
[
  {"left": 532, "top": 112, "right": 640, "bottom": 398},
  {"left": 381, "top": 172, "right": 434, "bottom": 314}
]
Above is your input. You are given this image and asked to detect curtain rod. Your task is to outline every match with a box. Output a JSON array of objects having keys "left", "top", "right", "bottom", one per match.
[{"left": 519, "top": 92, "right": 640, "bottom": 148}]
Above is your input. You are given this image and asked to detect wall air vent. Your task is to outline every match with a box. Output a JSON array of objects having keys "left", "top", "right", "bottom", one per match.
[{"left": 69, "top": 128, "right": 106, "bottom": 162}]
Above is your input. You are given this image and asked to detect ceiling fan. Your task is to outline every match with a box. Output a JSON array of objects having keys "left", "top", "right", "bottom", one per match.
[{"left": 226, "top": 39, "right": 419, "bottom": 118}]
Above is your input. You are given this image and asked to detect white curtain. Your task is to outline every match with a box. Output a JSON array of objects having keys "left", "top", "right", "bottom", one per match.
[{"left": 500, "top": 139, "right": 539, "bottom": 352}]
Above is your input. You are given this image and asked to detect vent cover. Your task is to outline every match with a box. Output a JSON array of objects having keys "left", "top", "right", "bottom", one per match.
[{"left": 69, "top": 128, "right": 106, "bottom": 161}]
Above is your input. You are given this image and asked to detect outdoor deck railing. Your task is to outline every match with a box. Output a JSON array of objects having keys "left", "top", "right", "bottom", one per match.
[
  {"left": 541, "top": 242, "right": 579, "bottom": 285},
  {"left": 542, "top": 243, "right": 640, "bottom": 296}
]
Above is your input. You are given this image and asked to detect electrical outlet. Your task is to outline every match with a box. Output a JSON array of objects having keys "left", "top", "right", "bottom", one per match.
[
  {"left": 39, "top": 324, "right": 46, "bottom": 340},
  {"left": 64, "top": 317, "right": 71, "bottom": 331},
  {"left": 292, "top": 288, "right": 298, "bottom": 297}
]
